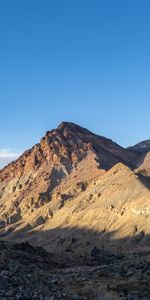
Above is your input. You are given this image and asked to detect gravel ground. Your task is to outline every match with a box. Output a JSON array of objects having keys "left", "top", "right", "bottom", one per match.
[{"left": 0, "top": 241, "right": 150, "bottom": 300}]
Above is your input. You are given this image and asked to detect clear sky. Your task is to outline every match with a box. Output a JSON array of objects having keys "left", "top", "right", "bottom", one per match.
[{"left": 0, "top": 0, "right": 150, "bottom": 168}]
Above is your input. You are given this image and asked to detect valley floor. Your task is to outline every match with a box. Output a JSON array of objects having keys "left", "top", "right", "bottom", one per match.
[{"left": 0, "top": 242, "right": 150, "bottom": 300}]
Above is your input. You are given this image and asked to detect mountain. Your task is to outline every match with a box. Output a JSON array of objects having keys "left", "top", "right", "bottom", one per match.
[
  {"left": 0, "top": 122, "right": 150, "bottom": 299},
  {"left": 0, "top": 122, "right": 138, "bottom": 232},
  {"left": 128, "top": 140, "right": 150, "bottom": 176},
  {"left": 128, "top": 140, "right": 150, "bottom": 155},
  {"left": 0, "top": 122, "right": 149, "bottom": 251}
]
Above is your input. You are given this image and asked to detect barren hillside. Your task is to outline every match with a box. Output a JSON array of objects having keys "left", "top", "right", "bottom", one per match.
[{"left": 0, "top": 123, "right": 150, "bottom": 299}]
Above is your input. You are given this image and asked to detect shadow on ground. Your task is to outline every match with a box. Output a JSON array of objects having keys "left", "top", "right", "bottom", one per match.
[{"left": 1, "top": 223, "right": 150, "bottom": 267}]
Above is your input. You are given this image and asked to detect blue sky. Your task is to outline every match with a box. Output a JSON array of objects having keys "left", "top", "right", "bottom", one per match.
[{"left": 0, "top": 0, "right": 150, "bottom": 167}]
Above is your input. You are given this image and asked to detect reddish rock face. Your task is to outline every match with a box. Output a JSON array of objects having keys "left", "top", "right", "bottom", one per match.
[
  {"left": 0, "top": 121, "right": 147, "bottom": 248},
  {"left": 0, "top": 121, "right": 138, "bottom": 183}
]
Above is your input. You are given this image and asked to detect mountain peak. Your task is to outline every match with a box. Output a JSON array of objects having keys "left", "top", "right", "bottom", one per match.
[
  {"left": 128, "top": 140, "right": 150, "bottom": 155},
  {"left": 57, "top": 121, "right": 91, "bottom": 135},
  {"left": 57, "top": 121, "right": 77, "bottom": 129}
]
